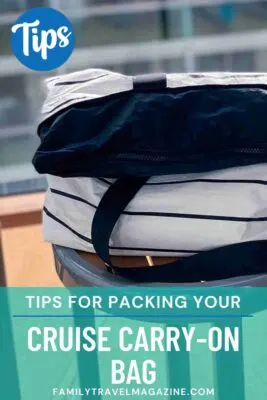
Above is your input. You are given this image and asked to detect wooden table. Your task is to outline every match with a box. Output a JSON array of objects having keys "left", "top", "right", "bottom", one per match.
[
  {"left": 0, "top": 192, "right": 61, "bottom": 286},
  {"left": 0, "top": 191, "right": 177, "bottom": 286},
  {"left": 0, "top": 192, "right": 44, "bottom": 228}
]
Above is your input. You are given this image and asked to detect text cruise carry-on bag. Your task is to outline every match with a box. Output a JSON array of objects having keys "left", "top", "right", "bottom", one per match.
[{"left": 33, "top": 69, "right": 267, "bottom": 282}]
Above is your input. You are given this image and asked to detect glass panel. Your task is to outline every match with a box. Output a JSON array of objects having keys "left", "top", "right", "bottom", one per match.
[
  {"left": 73, "top": 11, "right": 163, "bottom": 47},
  {"left": 196, "top": 51, "right": 255, "bottom": 72},
  {"left": 25, "top": 0, "right": 47, "bottom": 8},
  {"left": 0, "top": 73, "right": 52, "bottom": 130},
  {"left": 83, "top": 0, "right": 156, "bottom": 5},
  {"left": 192, "top": 3, "right": 267, "bottom": 36},
  {"left": 0, "top": 135, "right": 46, "bottom": 196},
  {"left": 0, "top": 73, "right": 50, "bottom": 196},
  {"left": 0, "top": 25, "right": 13, "bottom": 56},
  {"left": 122, "top": 61, "right": 154, "bottom": 75},
  {"left": 227, "top": 52, "right": 255, "bottom": 72},
  {"left": 0, "top": 0, "right": 24, "bottom": 13},
  {"left": 162, "top": 58, "right": 185, "bottom": 73},
  {"left": 0, "top": 76, "right": 31, "bottom": 128},
  {"left": 196, "top": 54, "right": 225, "bottom": 72}
]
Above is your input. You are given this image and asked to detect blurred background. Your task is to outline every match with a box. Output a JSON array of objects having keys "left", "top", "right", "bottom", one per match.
[{"left": 1, "top": 0, "right": 267, "bottom": 196}]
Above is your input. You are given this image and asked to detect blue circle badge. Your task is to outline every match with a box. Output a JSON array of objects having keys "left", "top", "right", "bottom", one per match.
[{"left": 11, "top": 7, "right": 75, "bottom": 71}]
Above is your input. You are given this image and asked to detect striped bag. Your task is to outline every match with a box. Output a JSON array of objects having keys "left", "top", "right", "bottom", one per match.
[{"left": 33, "top": 69, "right": 267, "bottom": 282}]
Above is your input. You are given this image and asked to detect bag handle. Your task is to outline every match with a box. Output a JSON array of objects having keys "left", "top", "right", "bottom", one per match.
[
  {"left": 133, "top": 73, "right": 167, "bottom": 91},
  {"left": 91, "top": 177, "right": 267, "bottom": 283}
]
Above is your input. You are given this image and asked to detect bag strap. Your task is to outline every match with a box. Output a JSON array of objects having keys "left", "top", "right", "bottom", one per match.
[
  {"left": 91, "top": 177, "right": 267, "bottom": 283},
  {"left": 133, "top": 73, "right": 167, "bottom": 91}
]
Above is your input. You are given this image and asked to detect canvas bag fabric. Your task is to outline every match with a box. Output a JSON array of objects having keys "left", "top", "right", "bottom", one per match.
[
  {"left": 33, "top": 69, "right": 267, "bottom": 281},
  {"left": 44, "top": 165, "right": 267, "bottom": 257}
]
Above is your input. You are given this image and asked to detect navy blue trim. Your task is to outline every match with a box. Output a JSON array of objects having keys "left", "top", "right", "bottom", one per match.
[
  {"left": 50, "top": 188, "right": 267, "bottom": 222},
  {"left": 43, "top": 206, "right": 198, "bottom": 254},
  {"left": 97, "top": 178, "right": 267, "bottom": 187},
  {"left": 51, "top": 188, "right": 96, "bottom": 208},
  {"left": 127, "top": 212, "right": 267, "bottom": 222},
  {"left": 44, "top": 207, "right": 92, "bottom": 243},
  {"left": 146, "top": 178, "right": 267, "bottom": 186}
]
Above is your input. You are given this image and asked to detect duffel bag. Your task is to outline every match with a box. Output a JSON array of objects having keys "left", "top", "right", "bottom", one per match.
[{"left": 33, "top": 69, "right": 267, "bottom": 282}]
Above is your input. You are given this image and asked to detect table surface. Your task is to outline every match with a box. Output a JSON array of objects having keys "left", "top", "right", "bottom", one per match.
[
  {"left": 0, "top": 191, "right": 177, "bottom": 286},
  {"left": 1, "top": 223, "right": 178, "bottom": 287}
]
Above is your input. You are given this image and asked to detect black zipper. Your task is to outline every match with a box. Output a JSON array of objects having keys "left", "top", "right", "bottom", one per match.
[
  {"left": 111, "top": 146, "right": 267, "bottom": 162},
  {"left": 234, "top": 147, "right": 267, "bottom": 155}
]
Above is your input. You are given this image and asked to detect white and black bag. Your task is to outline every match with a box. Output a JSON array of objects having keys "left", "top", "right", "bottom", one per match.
[{"left": 33, "top": 69, "right": 267, "bottom": 282}]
